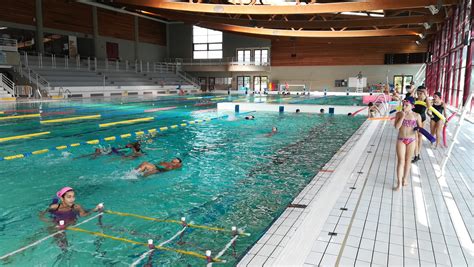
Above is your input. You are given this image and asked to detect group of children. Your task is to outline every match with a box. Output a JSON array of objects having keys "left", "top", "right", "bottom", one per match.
[{"left": 392, "top": 86, "right": 448, "bottom": 191}]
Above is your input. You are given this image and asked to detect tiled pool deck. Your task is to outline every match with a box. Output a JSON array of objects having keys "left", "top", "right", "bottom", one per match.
[{"left": 239, "top": 117, "right": 473, "bottom": 266}]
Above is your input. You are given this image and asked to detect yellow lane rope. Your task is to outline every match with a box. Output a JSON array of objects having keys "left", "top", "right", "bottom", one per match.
[
  {"left": 40, "top": 115, "right": 101, "bottom": 124},
  {"left": 99, "top": 117, "right": 154, "bottom": 128},
  {"left": 67, "top": 227, "right": 222, "bottom": 262},
  {"left": 0, "top": 114, "right": 40, "bottom": 120},
  {"left": 105, "top": 210, "right": 249, "bottom": 236},
  {"left": 0, "top": 131, "right": 50, "bottom": 143}
]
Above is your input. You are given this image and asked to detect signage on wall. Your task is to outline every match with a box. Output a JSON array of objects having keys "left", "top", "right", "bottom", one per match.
[{"left": 68, "top": 36, "right": 78, "bottom": 57}]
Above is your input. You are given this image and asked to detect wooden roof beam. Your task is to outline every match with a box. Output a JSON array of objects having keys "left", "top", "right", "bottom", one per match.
[
  {"left": 117, "top": 0, "right": 458, "bottom": 15},
  {"left": 194, "top": 22, "right": 423, "bottom": 37},
  {"left": 139, "top": 8, "right": 444, "bottom": 29}
]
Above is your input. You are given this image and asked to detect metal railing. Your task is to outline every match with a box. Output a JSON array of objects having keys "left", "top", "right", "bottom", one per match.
[
  {"left": 19, "top": 52, "right": 202, "bottom": 89},
  {"left": 57, "top": 87, "right": 72, "bottom": 98},
  {"left": 17, "top": 62, "right": 51, "bottom": 96},
  {"left": 14, "top": 85, "right": 33, "bottom": 97},
  {"left": 440, "top": 91, "right": 474, "bottom": 176},
  {"left": 0, "top": 73, "right": 16, "bottom": 97},
  {"left": 0, "top": 38, "right": 18, "bottom": 52},
  {"left": 164, "top": 57, "right": 270, "bottom": 66}
]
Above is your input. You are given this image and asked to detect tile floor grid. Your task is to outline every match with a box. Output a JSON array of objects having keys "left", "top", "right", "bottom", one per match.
[
  {"left": 417, "top": 145, "right": 456, "bottom": 266},
  {"left": 439, "top": 128, "right": 474, "bottom": 238},
  {"left": 239, "top": 122, "right": 370, "bottom": 266},
  {"left": 422, "top": 142, "right": 472, "bottom": 264},
  {"left": 370, "top": 123, "right": 397, "bottom": 266},
  {"left": 305, "top": 120, "right": 388, "bottom": 266},
  {"left": 239, "top": 119, "right": 474, "bottom": 267},
  {"left": 353, "top": 122, "right": 394, "bottom": 265}
]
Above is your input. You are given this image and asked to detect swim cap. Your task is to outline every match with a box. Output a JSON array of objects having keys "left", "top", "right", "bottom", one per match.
[
  {"left": 56, "top": 187, "right": 73, "bottom": 198},
  {"left": 404, "top": 97, "right": 415, "bottom": 105}
]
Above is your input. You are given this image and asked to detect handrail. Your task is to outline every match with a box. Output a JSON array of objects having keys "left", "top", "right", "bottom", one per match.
[
  {"left": 163, "top": 57, "right": 270, "bottom": 66},
  {"left": 18, "top": 61, "right": 51, "bottom": 95},
  {"left": 0, "top": 38, "right": 18, "bottom": 52},
  {"left": 440, "top": 91, "right": 473, "bottom": 176},
  {"left": 0, "top": 74, "right": 16, "bottom": 97}
]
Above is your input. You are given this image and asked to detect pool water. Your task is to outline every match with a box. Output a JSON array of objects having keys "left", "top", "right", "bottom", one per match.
[
  {"left": 241, "top": 95, "right": 363, "bottom": 106},
  {"left": 0, "top": 96, "right": 365, "bottom": 266}
]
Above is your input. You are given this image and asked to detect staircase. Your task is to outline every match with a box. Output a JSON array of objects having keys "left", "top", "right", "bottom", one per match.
[{"left": 0, "top": 73, "right": 15, "bottom": 99}]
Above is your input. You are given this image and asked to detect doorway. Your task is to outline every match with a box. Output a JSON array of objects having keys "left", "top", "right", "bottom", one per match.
[
  {"left": 393, "top": 75, "right": 413, "bottom": 94},
  {"left": 106, "top": 42, "right": 119, "bottom": 60},
  {"left": 199, "top": 77, "right": 208, "bottom": 91}
]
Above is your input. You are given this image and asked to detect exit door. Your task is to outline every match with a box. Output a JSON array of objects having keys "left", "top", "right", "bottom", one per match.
[
  {"left": 106, "top": 42, "right": 119, "bottom": 60},
  {"left": 199, "top": 77, "right": 207, "bottom": 91}
]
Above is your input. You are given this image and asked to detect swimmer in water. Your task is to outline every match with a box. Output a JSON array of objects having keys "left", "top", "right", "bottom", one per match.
[
  {"left": 39, "top": 187, "right": 102, "bottom": 226},
  {"left": 245, "top": 115, "right": 255, "bottom": 120},
  {"left": 266, "top": 127, "right": 278, "bottom": 137},
  {"left": 135, "top": 158, "right": 183, "bottom": 177},
  {"left": 122, "top": 142, "right": 143, "bottom": 159},
  {"left": 74, "top": 146, "right": 123, "bottom": 160},
  {"left": 39, "top": 187, "right": 102, "bottom": 251}
]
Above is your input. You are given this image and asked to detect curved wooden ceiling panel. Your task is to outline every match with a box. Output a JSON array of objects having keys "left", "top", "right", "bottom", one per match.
[{"left": 116, "top": 0, "right": 457, "bottom": 15}]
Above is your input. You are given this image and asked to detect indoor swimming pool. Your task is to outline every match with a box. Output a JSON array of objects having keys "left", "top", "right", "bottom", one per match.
[{"left": 0, "top": 95, "right": 365, "bottom": 266}]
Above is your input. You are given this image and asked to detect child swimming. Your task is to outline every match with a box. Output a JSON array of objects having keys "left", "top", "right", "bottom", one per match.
[{"left": 135, "top": 158, "right": 183, "bottom": 177}]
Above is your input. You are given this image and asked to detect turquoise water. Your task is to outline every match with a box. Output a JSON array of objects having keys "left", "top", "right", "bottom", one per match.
[
  {"left": 242, "top": 95, "right": 363, "bottom": 106},
  {"left": 0, "top": 95, "right": 365, "bottom": 266}
]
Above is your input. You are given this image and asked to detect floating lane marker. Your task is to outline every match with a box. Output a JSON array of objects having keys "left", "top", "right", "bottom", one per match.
[
  {"left": 0, "top": 114, "right": 230, "bottom": 161},
  {"left": 0, "top": 131, "right": 50, "bottom": 143},
  {"left": 368, "top": 117, "right": 394, "bottom": 121},
  {"left": 67, "top": 227, "right": 222, "bottom": 262},
  {"left": 144, "top": 106, "right": 177, "bottom": 113},
  {"left": 104, "top": 210, "right": 250, "bottom": 236},
  {"left": 99, "top": 117, "right": 154, "bottom": 128},
  {"left": 210, "top": 97, "right": 226, "bottom": 101},
  {"left": 40, "top": 115, "right": 101, "bottom": 124},
  {"left": 0, "top": 114, "right": 40, "bottom": 121},
  {"left": 0, "top": 213, "right": 102, "bottom": 261}
]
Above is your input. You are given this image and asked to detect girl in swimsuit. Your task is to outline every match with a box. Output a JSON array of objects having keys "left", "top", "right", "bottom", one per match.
[
  {"left": 40, "top": 187, "right": 102, "bottom": 226},
  {"left": 412, "top": 87, "right": 430, "bottom": 162},
  {"left": 394, "top": 97, "right": 422, "bottom": 191},
  {"left": 429, "top": 92, "right": 447, "bottom": 148},
  {"left": 39, "top": 187, "right": 102, "bottom": 250}
]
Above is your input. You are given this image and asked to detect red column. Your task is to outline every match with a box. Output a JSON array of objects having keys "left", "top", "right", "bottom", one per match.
[{"left": 463, "top": 8, "right": 473, "bottom": 107}]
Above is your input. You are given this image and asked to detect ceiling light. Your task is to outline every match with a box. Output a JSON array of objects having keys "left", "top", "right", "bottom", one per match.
[
  {"left": 340, "top": 11, "right": 384, "bottom": 17},
  {"left": 0, "top": 27, "right": 7, "bottom": 30},
  {"left": 416, "top": 40, "right": 421, "bottom": 46},
  {"left": 418, "top": 33, "right": 425, "bottom": 39},
  {"left": 423, "top": 23, "right": 431, "bottom": 30},
  {"left": 428, "top": 5, "right": 439, "bottom": 15}
]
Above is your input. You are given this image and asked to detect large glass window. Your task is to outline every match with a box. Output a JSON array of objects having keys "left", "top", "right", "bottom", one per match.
[
  {"left": 237, "top": 76, "right": 251, "bottom": 90},
  {"left": 193, "top": 26, "right": 222, "bottom": 59},
  {"left": 237, "top": 49, "right": 251, "bottom": 64},
  {"left": 254, "top": 49, "right": 269, "bottom": 65},
  {"left": 254, "top": 76, "right": 268, "bottom": 91}
]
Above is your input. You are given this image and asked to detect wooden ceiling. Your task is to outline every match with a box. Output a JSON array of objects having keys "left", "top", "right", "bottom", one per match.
[{"left": 94, "top": 0, "right": 457, "bottom": 39}]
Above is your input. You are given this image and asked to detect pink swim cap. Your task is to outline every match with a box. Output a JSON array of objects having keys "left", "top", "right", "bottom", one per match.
[{"left": 56, "top": 187, "right": 73, "bottom": 198}]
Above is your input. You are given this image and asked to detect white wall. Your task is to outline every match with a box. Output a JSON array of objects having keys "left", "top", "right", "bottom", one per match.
[{"left": 270, "top": 64, "right": 425, "bottom": 92}]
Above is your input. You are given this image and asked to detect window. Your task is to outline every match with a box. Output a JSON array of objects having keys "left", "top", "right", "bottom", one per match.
[
  {"left": 254, "top": 49, "right": 269, "bottom": 65},
  {"left": 237, "top": 76, "right": 251, "bottom": 90},
  {"left": 237, "top": 49, "right": 251, "bottom": 64},
  {"left": 193, "top": 26, "right": 223, "bottom": 59},
  {"left": 215, "top": 77, "right": 232, "bottom": 85},
  {"left": 254, "top": 76, "right": 268, "bottom": 91}
]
